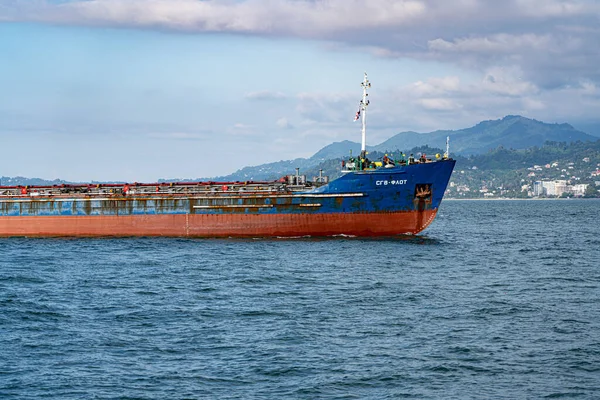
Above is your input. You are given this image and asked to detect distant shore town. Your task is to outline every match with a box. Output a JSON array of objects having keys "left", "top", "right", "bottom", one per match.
[{"left": 447, "top": 158, "right": 600, "bottom": 199}]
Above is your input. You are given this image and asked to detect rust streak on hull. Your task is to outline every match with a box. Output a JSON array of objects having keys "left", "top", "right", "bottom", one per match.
[{"left": 0, "top": 210, "right": 438, "bottom": 238}]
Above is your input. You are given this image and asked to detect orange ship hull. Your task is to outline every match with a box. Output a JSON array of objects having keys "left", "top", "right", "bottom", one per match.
[{"left": 0, "top": 209, "right": 438, "bottom": 238}]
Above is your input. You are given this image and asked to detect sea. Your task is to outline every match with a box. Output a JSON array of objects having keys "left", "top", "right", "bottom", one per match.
[{"left": 1, "top": 199, "right": 599, "bottom": 399}]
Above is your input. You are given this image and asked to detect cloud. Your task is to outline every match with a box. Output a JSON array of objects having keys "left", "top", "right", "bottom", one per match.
[
  {"left": 417, "top": 98, "right": 461, "bottom": 111},
  {"left": 147, "top": 131, "right": 210, "bottom": 140},
  {"left": 244, "top": 91, "right": 287, "bottom": 101},
  {"left": 276, "top": 117, "right": 293, "bottom": 129},
  {"left": 428, "top": 34, "right": 552, "bottom": 55},
  {"left": 2, "top": 0, "right": 600, "bottom": 134},
  {"left": 411, "top": 76, "right": 461, "bottom": 97},
  {"left": 3, "top": 0, "right": 599, "bottom": 91},
  {"left": 481, "top": 67, "right": 538, "bottom": 97},
  {"left": 295, "top": 92, "right": 354, "bottom": 123},
  {"left": 385, "top": 70, "right": 600, "bottom": 133},
  {"left": 3, "top": 1, "right": 600, "bottom": 87},
  {"left": 227, "top": 122, "right": 257, "bottom": 137},
  {"left": 0, "top": 0, "right": 425, "bottom": 36}
]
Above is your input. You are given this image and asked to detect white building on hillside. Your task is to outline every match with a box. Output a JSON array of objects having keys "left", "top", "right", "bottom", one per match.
[
  {"left": 542, "top": 181, "right": 557, "bottom": 196},
  {"left": 554, "top": 180, "right": 568, "bottom": 197},
  {"left": 532, "top": 180, "right": 569, "bottom": 197},
  {"left": 570, "top": 184, "right": 588, "bottom": 197},
  {"left": 533, "top": 181, "right": 544, "bottom": 196}
]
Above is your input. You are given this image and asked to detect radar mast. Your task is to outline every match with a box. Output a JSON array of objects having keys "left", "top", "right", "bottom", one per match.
[{"left": 359, "top": 73, "right": 371, "bottom": 158}]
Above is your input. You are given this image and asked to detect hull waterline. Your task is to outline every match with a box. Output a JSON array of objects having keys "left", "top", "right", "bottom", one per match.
[{"left": 0, "top": 209, "right": 438, "bottom": 238}]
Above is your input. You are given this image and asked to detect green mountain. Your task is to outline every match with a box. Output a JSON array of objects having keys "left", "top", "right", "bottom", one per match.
[
  {"left": 435, "top": 115, "right": 595, "bottom": 155},
  {"left": 217, "top": 115, "right": 597, "bottom": 181},
  {"left": 310, "top": 140, "right": 362, "bottom": 161},
  {"left": 346, "top": 115, "right": 596, "bottom": 158}
]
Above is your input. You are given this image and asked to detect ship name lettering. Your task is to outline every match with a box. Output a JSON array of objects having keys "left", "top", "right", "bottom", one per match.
[{"left": 376, "top": 180, "right": 407, "bottom": 186}]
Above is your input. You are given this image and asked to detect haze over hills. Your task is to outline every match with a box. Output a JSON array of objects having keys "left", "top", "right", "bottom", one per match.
[{"left": 2, "top": 115, "right": 598, "bottom": 185}]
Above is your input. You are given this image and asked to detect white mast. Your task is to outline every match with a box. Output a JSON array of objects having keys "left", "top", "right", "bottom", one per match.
[{"left": 359, "top": 72, "right": 371, "bottom": 158}]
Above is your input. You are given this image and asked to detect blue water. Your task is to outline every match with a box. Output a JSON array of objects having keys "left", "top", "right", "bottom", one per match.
[{"left": 1, "top": 200, "right": 599, "bottom": 399}]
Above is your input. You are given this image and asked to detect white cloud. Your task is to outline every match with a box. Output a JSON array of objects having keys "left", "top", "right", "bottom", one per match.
[
  {"left": 3, "top": 0, "right": 600, "bottom": 90},
  {"left": 428, "top": 34, "right": 552, "bottom": 55},
  {"left": 513, "top": 0, "right": 587, "bottom": 18},
  {"left": 148, "top": 131, "right": 209, "bottom": 140},
  {"left": 1, "top": 0, "right": 427, "bottom": 34},
  {"left": 276, "top": 117, "right": 293, "bottom": 129},
  {"left": 417, "top": 98, "right": 461, "bottom": 111},
  {"left": 575, "top": 81, "right": 598, "bottom": 96},
  {"left": 481, "top": 67, "right": 538, "bottom": 97},
  {"left": 411, "top": 76, "right": 461, "bottom": 96},
  {"left": 521, "top": 98, "right": 546, "bottom": 111},
  {"left": 245, "top": 91, "right": 287, "bottom": 101},
  {"left": 295, "top": 92, "right": 353, "bottom": 123}
]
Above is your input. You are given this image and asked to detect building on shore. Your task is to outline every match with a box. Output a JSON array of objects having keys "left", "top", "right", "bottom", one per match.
[{"left": 532, "top": 180, "right": 588, "bottom": 197}]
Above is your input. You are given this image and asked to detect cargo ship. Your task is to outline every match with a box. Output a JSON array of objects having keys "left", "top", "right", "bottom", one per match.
[{"left": 0, "top": 74, "right": 455, "bottom": 238}]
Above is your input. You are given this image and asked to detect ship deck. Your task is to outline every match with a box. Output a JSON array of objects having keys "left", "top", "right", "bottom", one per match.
[{"left": 0, "top": 180, "right": 313, "bottom": 199}]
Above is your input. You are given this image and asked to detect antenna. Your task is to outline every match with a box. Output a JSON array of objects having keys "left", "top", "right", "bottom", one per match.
[{"left": 359, "top": 72, "right": 370, "bottom": 158}]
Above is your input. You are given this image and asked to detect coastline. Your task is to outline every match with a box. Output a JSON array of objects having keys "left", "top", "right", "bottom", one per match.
[{"left": 444, "top": 197, "right": 596, "bottom": 201}]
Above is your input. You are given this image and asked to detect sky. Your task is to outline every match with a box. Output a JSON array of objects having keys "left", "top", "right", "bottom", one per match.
[{"left": 1, "top": 0, "right": 599, "bottom": 182}]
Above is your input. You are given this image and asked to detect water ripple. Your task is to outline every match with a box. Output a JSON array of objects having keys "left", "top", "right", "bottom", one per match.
[{"left": 0, "top": 200, "right": 599, "bottom": 399}]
